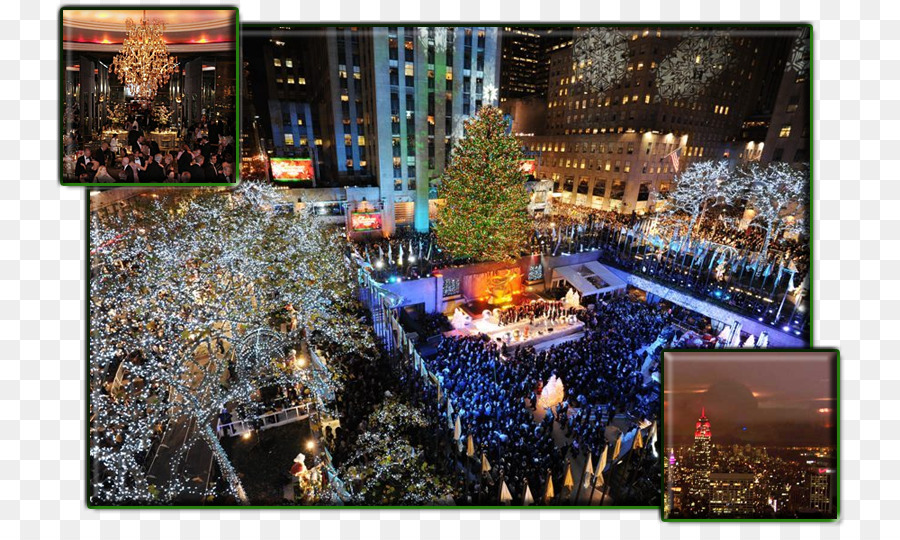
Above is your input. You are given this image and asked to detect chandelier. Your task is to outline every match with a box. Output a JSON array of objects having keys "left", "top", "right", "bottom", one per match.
[{"left": 111, "top": 11, "right": 178, "bottom": 102}]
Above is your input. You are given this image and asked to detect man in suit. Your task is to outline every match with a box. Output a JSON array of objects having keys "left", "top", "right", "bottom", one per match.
[
  {"left": 74, "top": 148, "right": 97, "bottom": 181},
  {"left": 176, "top": 144, "right": 193, "bottom": 174},
  {"left": 220, "top": 162, "right": 234, "bottom": 183},
  {"left": 131, "top": 135, "right": 145, "bottom": 155},
  {"left": 199, "top": 154, "right": 217, "bottom": 183},
  {"left": 95, "top": 141, "right": 113, "bottom": 168},
  {"left": 188, "top": 155, "right": 205, "bottom": 182},
  {"left": 141, "top": 153, "right": 166, "bottom": 182},
  {"left": 199, "top": 136, "right": 213, "bottom": 162},
  {"left": 119, "top": 156, "right": 139, "bottom": 183},
  {"left": 148, "top": 137, "right": 161, "bottom": 157}
]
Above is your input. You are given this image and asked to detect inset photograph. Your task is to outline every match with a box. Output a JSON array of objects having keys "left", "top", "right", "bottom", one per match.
[
  {"left": 61, "top": 8, "right": 239, "bottom": 185},
  {"left": 662, "top": 349, "right": 838, "bottom": 521}
]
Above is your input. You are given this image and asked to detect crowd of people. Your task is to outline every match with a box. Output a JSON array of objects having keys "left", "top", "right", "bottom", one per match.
[
  {"left": 529, "top": 209, "right": 809, "bottom": 332},
  {"left": 66, "top": 115, "right": 236, "bottom": 183},
  {"left": 420, "top": 296, "right": 668, "bottom": 503}
]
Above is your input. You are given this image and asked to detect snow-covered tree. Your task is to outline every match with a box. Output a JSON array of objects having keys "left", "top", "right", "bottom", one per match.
[
  {"left": 739, "top": 162, "right": 808, "bottom": 260},
  {"left": 89, "top": 183, "right": 374, "bottom": 505}
]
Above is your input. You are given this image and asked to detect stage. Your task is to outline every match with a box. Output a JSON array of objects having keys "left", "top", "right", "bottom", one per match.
[{"left": 445, "top": 307, "right": 585, "bottom": 351}]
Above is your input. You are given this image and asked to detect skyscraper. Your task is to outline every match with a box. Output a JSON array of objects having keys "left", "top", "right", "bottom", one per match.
[
  {"left": 243, "top": 26, "right": 501, "bottom": 234},
  {"left": 510, "top": 27, "right": 794, "bottom": 213},
  {"left": 691, "top": 407, "right": 712, "bottom": 515}
]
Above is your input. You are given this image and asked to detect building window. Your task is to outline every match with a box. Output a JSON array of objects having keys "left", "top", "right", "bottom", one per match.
[
  {"left": 285, "top": 59, "right": 293, "bottom": 68},
  {"left": 592, "top": 179, "right": 606, "bottom": 197},
  {"left": 298, "top": 77, "right": 306, "bottom": 85},
  {"left": 637, "top": 183, "right": 651, "bottom": 202},
  {"left": 273, "top": 58, "right": 282, "bottom": 67},
  {"left": 358, "top": 135, "right": 366, "bottom": 146},
  {"left": 786, "top": 95, "right": 800, "bottom": 113},
  {"left": 610, "top": 180, "right": 625, "bottom": 201},
  {"left": 779, "top": 124, "right": 792, "bottom": 138},
  {"left": 287, "top": 77, "right": 295, "bottom": 84},
  {"left": 283, "top": 133, "right": 294, "bottom": 146},
  {"left": 408, "top": 178, "right": 416, "bottom": 191},
  {"left": 394, "top": 178, "right": 403, "bottom": 191}
]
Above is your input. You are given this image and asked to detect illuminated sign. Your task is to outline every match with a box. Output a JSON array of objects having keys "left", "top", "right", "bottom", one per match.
[
  {"left": 270, "top": 158, "right": 314, "bottom": 181},
  {"left": 350, "top": 211, "right": 382, "bottom": 231},
  {"left": 520, "top": 159, "right": 537, "bottom": 175}
]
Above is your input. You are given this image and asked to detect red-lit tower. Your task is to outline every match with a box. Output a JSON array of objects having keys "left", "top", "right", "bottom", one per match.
[{"left": 690, "top": 407, "right": 712, "bottom": 515}]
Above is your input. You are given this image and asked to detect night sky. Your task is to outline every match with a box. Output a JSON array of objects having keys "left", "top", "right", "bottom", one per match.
[{"left": 664, "top": 351, "right": 837, "bottom": 447}]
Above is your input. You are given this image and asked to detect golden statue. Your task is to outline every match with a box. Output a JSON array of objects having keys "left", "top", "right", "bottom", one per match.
[{"left": 488, "top": 269, "right": 518, "bottom": 305}]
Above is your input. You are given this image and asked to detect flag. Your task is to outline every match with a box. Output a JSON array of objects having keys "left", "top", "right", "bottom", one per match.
[
  {"left": 612, "top": 433, "right": 623, "bottom": 461},
  {"left": 466, "top": 434, "right": 475, "bottom": 457},
  {"left": 633, "top": 428, "right": 644, "bottom": 450},
  {"left": 543, "top": 474, "right": 555, "bottom": 504},
  {"left": 663, "top": 146, "right": 683, "bottom": 173},
  {"left": 499, "top": 479, "right": 513, "bottom": 505},
  {"left": 523, "top": 483, "right": 534, "bottom": 506},
  {"left": 595, "top": 446, "right": 608, "bottom": 487},
  {"left": 563, "top": 461, "right": 575, "bottom": 490},
  {"left": 583, "top": 454, "right": 594, "bottom": 489},
  {"left": 453, "top": 414, "right": 461, "bottom": 440},
  {"left": 481, "top": 453, "right": 492, "bottom": 475}
]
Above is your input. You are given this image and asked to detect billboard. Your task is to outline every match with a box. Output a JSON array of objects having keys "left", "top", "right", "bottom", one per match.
[
  {"left": 270, "top": 158, "right": 314, "bottom": 182},
  {"left": 520, "top": 159, "right": 537, "bottom": 175},
  {"left": 350, "top": 211, "right": 382, "bottom": 231}
]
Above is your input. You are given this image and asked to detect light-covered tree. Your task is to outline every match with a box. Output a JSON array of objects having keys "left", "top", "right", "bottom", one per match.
[
  {"left": 659, "top": 160, "right": 737, "bottom": 251},
  {"left": 435, "top": 106, "right": 532, "bottom": 262},
  {"left": 89, "top": 183, "right": 374, "bottom": 505},
  {"left": 740, "top": 162, "right": 808, "bottom": 260},
  {"left": 339, "top": 397, "right": 455, "bottom": 505}
]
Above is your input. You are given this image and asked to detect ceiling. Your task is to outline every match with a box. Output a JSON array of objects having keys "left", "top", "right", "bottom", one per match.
[{"left": 62, "top": 9, "right": 235, "bottom": 52}]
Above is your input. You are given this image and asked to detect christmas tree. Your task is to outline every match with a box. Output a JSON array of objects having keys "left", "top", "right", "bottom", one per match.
[{"left": 435, "top": 106, "right": 531, "bottom": 262}]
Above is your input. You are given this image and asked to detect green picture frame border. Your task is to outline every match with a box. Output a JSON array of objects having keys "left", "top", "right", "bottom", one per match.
[
  {"left": 84, "top": 22, "right": 815, "bottom": 510},
  {"left": 59, "top": 5, "right": 241, "bottom": 187},
  {"left": 659, "top": 347, "right": 840, "bottom": 522}
]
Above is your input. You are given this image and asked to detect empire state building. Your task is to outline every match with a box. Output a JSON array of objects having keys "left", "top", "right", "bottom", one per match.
[{"left": 691, "top": 407, "right": 712, "bottom": 514}]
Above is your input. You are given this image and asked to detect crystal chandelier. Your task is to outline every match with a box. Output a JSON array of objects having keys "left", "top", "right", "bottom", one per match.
[{"left": 111, "top": 11, "right": 178, "bottom": 102}]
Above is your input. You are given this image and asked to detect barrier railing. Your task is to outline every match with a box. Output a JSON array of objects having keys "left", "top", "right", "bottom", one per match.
[{"left": 215, "top": 402, "right": 313, "bottom": 438}]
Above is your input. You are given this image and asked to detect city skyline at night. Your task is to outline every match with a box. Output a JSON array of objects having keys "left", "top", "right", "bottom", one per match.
[{"left": 664, "top": 350, "right": 837, "bottom": 520}]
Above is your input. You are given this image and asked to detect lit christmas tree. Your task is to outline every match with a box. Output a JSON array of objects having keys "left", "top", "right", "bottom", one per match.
[{"left": 435, "top": 106, "right": 532, "bottom": 262}]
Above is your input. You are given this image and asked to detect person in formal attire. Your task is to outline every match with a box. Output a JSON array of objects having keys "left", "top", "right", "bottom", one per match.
[
  {"left": 95, "top": 141, "right": 113, "bottom": 168},
  {"left": 94, "top": 166, "right": 115, "bottom": 182},
  {"left": 142, "top": 153, "right": 166, "bottom": 182},
  {"left": 131, "top": 135, "right": 145, "bottom": 155},
  {"left": 176, "top": 144, "right": 193, "bottom": 173},
  {"left": 109, "top": 133, "right": 119, "bottom": 156},
  {"left": 163, "top": 153, "right": 177, "bottom": 181},
  {"left": 199, "top": 154, "right": 217, "bottom": 183},
  {"left": 148, "top": 137, "right": 161, "bottom": 157},
  {"left": 119, "top": 156, "right": 139, "bottom": 183},
  {"left": 188, "top": 155, "right": 205, "bottom": 182},
  {"left": 74, "top": 148, "right": 97, "bottom": 181},
  {"left": 220, "top": 162, "right": 234, "bottom": 183}
]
